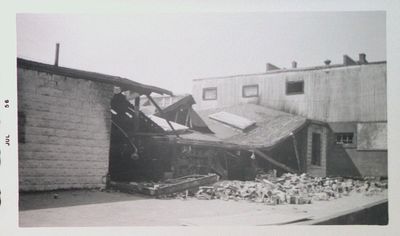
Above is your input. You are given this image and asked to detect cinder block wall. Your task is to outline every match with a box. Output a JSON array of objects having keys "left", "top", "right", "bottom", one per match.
[{"left": 18, "top": 68, "right": 114, "bottom": 191}]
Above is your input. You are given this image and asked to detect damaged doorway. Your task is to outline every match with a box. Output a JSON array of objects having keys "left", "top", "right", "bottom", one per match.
[
  {"left": 311, "top": 133, "right": 321, "bottom": 166},
  {"left": 307, "top": 125, "right": 327, "bottom": 177}
]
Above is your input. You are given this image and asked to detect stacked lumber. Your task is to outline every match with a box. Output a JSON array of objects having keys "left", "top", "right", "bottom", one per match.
[{"left": 194, "top": 173, "right": 387, "bottom": 205}]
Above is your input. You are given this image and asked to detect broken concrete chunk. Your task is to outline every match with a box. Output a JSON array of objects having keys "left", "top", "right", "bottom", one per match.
[{"left": 192, "top": 173, "right": 387, "bottom": 205}]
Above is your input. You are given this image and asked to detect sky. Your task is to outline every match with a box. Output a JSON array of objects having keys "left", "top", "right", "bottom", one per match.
[{"left": 16, "top": 12, "right": 386, "bottom": 94}]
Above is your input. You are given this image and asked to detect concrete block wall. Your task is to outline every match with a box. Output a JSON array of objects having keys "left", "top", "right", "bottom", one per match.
[{"left": 18, "top": 68, "right": 114, "bottom": 191}]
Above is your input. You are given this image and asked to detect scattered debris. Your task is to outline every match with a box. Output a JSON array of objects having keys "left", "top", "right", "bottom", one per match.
[
  {"left": 194, "top": 173, "right": 387, "bottom": 205},
  {"left": 109, "top": 171, "right": 387, "bottom": 205},
  {"left": 109, "top": 174, "right": 219, "bottom": 197}
]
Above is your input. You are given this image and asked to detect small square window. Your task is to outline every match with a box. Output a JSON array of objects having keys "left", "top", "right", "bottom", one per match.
[
  {"left": 335, "top": 133, "right": 354, "bottom": 144},
  {"left": 242, "top": 85, "right": 259, "bottom": 98},
  {"left": 286, "top": 81, "right": 304, "bottom": 95},
  {"left": 203, "top": 87, "right": 217, "bottom": 100}
]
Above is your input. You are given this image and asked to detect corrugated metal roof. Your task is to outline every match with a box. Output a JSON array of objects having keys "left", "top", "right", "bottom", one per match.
[{"left": 197, "top": 104, "right": 308, "bottom": 149}]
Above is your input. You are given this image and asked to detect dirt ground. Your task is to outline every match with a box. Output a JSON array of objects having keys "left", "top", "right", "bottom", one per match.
[
  {"left": 19, "top": 189, "right": 150, "bottom": 211},
  {"left": 19, "top": 189, "right": 387, "bottom": 227}
]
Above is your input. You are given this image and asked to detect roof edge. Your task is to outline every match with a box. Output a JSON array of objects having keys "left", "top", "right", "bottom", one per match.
[
  {"left": 193, "top": 61, "right": 386, "bottom": 82},
  {"left": 17, "top": 57, "right": 173, "bottom": 96}
]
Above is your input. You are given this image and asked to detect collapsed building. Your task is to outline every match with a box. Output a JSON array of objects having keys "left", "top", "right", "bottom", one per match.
[
  {"left": 17, "top": 58, "right": 172, "bottom": 191},
  {"left": 17, "top": 58, "right": 286, "bottom": 191},
  {"left": 16, "top": 52, "right": 388, "bottom": 226},
  {"left": 17, "top": 53, "right": 387, "bottom": 192},
  {"left": 192, "top": 54, "right": 387, "bottom": 178},
  {"left": 196, "top": 104, "right": 328, "bottom": 178}
]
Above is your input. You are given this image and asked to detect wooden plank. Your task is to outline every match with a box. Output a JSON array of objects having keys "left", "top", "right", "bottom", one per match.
[
  {"left": 253, "top": 149, "right": 298, "bottom": 173},
  {"left": 155, "top": 174, "right": 219, "bottom": 196},
  {"left": 208, "top": 111, "right": 256, "bottom": 130},
  {"left": 175, "top": 138, "right": 252, "bottom": 150},
  {"left": 148, "top": 115, "right": 189, "bottom": 131},
  {"left": 291, "top": 134, "right": 301, "bottom": 171},
  {"left": 109, "top": 174, "right": 219, "bottom": 196},
  {"left": 146, "top": 94, "right": 180, "bottom": 137}
]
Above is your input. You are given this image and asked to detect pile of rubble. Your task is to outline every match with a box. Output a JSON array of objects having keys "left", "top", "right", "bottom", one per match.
[{"left": 194, "top": 173, "right": 387, "bottom": 205}]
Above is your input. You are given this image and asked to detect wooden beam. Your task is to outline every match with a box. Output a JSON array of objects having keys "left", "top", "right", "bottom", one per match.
[
  {"left": 146, "top": 94, "right": 180, "bottom": 138},
  {"left": 185, "top": 109, "right": 190, "bottom": 127},
  {"left": 175, "top": 138, "right": 251, "bottom": 151},
  {"left": 224, "top": 151, "right": 241, "bottom": 159},
  {"left": 252, "top": 149, "right": 298, "bottom": 174},
  {"left": 111, "top": 120, "right": 138, "bottom": 154},
  {"left": 133, "top": 96, "right": 140, "bottom": 133},
  {"left": 291, "top": 134, "right": 301, "bottom": 172},
  {"left": 174, "top": 110, "right": 179, "bottom": 122},
  {"left": 109, "top": 174, "right": 219, "bottom": 196}
]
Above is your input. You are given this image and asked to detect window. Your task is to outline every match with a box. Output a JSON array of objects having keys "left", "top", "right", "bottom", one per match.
[
  {"left": 202, "top": 87, "right": 217, "bottom": 100},
  {"left": 335, "top": 133, "right": 354, "bottom": 144},
  {"left": 286, "top": 81, "right": 304, "bottom": 95},
  {"left": 242, "top": 85, "right": 259, "bottom": 98}
]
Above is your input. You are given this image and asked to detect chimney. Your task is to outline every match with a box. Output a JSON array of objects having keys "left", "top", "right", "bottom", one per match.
[
  {"left": 343, "top": 55, "right": 357, "bottom": 66},
  {"left": 324, "top": 59, "right": 331, "bottom": 66},
  {"left": 358, "top": 53, "right": 368, "bottom": 64},
  {"left": 291, "top": 61, "right": 297, "bottom": 69},
  {"left": 54, "top": 43, "right": 60, "bottom": 66},
  {"left": 266, "top": 63, "right": 280, "bottom": 71}
]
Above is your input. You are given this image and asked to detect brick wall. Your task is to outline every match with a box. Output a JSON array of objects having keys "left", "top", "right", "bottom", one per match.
[{"left": 18, "top": 68, "right": 114, "bottom": 191}]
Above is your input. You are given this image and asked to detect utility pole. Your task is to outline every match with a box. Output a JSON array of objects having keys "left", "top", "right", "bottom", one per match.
[{"left": 54, "top": 43, "right": 60, "bottom": 66}]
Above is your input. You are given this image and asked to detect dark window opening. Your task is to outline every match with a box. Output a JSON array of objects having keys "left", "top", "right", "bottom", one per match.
[
  {"left": 335, "top": 133, "right": 354, "bottom": 144},
  {"left": 242, "top": 84, "right": 259, "bottom": 98},
  {"left": 202, "top": 87, "right": 217, "bottom": 100},
  {"left": 286, "top": 81, "right": 304, "bottom": 95}
]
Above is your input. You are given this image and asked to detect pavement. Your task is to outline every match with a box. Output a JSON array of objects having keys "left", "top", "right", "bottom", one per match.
[{"left": 19, "top": 189, "right": 388, "bottom": 227}]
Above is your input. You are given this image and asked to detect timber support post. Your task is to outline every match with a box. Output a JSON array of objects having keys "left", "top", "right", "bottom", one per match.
[{"left": 291, "top": 133, "right": 302, "bottom": 172}]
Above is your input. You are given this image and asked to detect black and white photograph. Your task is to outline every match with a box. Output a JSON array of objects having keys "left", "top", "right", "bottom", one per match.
[{"left": 1, "top": 1, "right": 400, "bottom": 235}]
